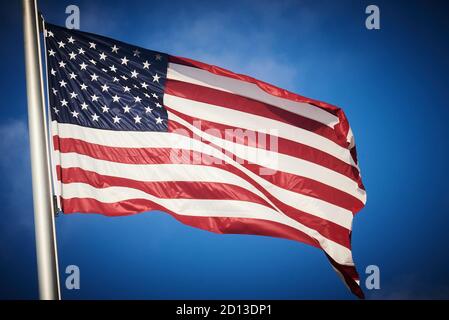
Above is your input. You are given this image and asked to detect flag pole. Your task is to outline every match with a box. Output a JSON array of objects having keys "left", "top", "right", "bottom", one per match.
[{"left": 22, "top": 0, "right": 61, "bottom": 300}]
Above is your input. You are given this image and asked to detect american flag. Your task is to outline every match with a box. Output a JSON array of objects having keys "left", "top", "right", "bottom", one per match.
[{"left": 45, "top": 23, "right": 367, "bottom": 298}]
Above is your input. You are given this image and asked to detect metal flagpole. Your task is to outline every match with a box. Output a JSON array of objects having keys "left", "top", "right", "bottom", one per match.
[{"left": 22, "top": 0, "right": 61, "bottom": 300}]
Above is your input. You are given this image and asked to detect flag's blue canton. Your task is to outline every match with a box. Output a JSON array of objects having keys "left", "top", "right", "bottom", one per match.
[{"left": 44, "top": 23, "right": 168, "bottom": 132}]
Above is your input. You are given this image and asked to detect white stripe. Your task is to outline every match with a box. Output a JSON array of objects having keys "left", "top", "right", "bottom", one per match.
[
  {"left": 54, "top": 117, "right": 365, "bottom": 203},
  {"left": 167, "top": 62, "right": 339, "bottom": 127},
  {"left": 168, "top": 112, "right": 366, "bottom": 204},
  {"left": 62, "top": 182, "right": 354, "bottom": 265},
  {"left": 53, "top": 119, "right": 360, "bottom": 201},
  {"left": 57, "top": 151, "right": 268, "bottom": 198},
  {"left": 52, "top": 122, "right": 357, "bottom": 228},
  {"left": 347, "top": 127, "right": 355, "bottom": 149},
  {"left": 164, "top": 93, "right": 358, "bottom": 168},
  {"left": 53, "top": 121, "right": 357, "bottom": 227},
  {"left": 57, "top": 150, "right": 353, "bottom": 229}
]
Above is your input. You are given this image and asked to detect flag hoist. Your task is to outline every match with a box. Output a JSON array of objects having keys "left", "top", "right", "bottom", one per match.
[{"left": 22, "top": 0, "right": 60, "bottom": 300}]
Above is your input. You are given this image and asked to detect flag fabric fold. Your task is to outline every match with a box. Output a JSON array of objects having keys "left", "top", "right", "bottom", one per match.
[{"left": 44, "top": 23, "right": 367, "bottom": 298}]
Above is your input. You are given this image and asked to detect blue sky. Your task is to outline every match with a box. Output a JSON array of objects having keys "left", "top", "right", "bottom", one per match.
[{"left": 1, "top": 0, "right": 449, "bottom": 299}]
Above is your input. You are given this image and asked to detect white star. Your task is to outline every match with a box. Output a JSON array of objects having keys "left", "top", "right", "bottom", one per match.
[
  {"left": 152, "top": 73, "right": 160, "bottom": 83},
  {"left": 145, "top": 106, "right": 153, "bottom": 113},
  {"left": 91, "top": 94, "right": 99, "bottom": 102},
  {"left": 141, "top": 82, "right": 149, "bottom": 89},
  {"left": 71, "top": 110, "right": 79, "bottom": 118},
  {"left": 112, "top": 95, "right": 120, "bottom": 103},
  {"left": 134, "top": 115, "right": 142, "bottom": 124},
  {"left": 111, "top": 45, "right": 119, "bottom": 53},
  {"left": 101, "top": 68, "right": 108, "bottom": 73},
  {"left": 121, "top": 56, "right": 129, "bottom": 65},
  {"left": 131, "top": 70, "right": 139, "bottom": 78},
  {"left": 89, "top": 42, "right": 97, "bottom": 49},
  {"left": 155, "top": 116, "right": 163, "bottom": 124},
  {"left": 59, "top": 80, "right": 67, "bottom": 87},
  {"left": 60, "top": 99, "right": 68, "bottom": 107},
  {"left": 78, "top": 48, "right": 86, "bottom": 55},
  {"left": 92, "top": 113, "right": 99, "bottom": 121},
  {"left": 69, "top": 52, "right": 77, "bottom": 60},
  {"left": 69, "top": 91, "right": 78, "bottom": 99},
  {"left": 67, "top": 36, "right": 75, "bottom": 44},
  {"left": 113, "top": 77, "right": 119, "bottom": 82},
  {"left": 79, "top": 62, "right": 87, "bottom": 70},
  {"left": 123, "top": 105, "right": 131, "bottom": 113},
  {"left": 99, "top": 52, "right": 107, "bottom": 60},
  {"left": 151, "top": 93, "right": 158, "bottom": 99},
  {"left": 144, "top": 93, "right": 151, "bottom": 98},
  {"left": 89, "top": 59, "right": 97, "bottom": 65},
  {"left": 53, "top": 107, "right": 59, "bottom": 114},
  {"left": 101, "top": 84, "right": 110, "bottom": 92},
  {"left": 52, "top": 88, "right": 58, "bottom": 95},
  {"left": 133, "top": 49, "right": 140, "bottom": 57},
  {"left": 113, "top": 115, "right": 121, "bottom": 124},
  {"left": 121, "top": 75, "right": 128, "bottom": 80},
  {"left": 58, "top": 61, "right": 66, "bottom": 68},
  {"left": 50, "top": 68, "right": 56, "bottom": 76},
  {"left": 101, "top": 105, "right": 109, "bottom": 113},
  {"left": 109, "top": 65, "right": 117, "bottom": 72},
  {"left": 48, "top": 49, "right": 55, "bottom": 57},
  {"left": 155, "top": 54, "right": 162, "bottom": 61},
  {"left": 69, "top": 72, "right": 77, "bottom": 80},
  {"left": 90, "top": 73, "right": 99, "bottom": 81},
  {"left": 134, "top": 96, "right": 142, "bottom": 103},
  {"left": 123, "top": 86, "right": 131, "bottom": 93},
  {"left": 46, "top": 30, "right": 54, "bottom": 38},
  {"left": 143, "top": 61, "right": 151, "bottom": 69},
  {"left": 58, "top": 41, "right": 65, "bottom": 48},
  {"left": 80, "top": 83, "right": 88, "bottom": 90},
  {"left": 81, "top": 102, "right": 88, "bottom": 110},
  {"left": 155, "top": 102, "right": 162, "bottom": 108}
]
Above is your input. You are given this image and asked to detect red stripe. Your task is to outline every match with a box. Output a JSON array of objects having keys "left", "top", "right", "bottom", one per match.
[
  {"left": 169, "top": 55, "right": 354, "bottom": 147},
  {"left": 165, "top": 79, "right": 347, "bottom": 148},
  {"left": 164, "top": 104, "right": 364, "bottom": 188},
  {"left": 54, "top": 138, "right": 352, "bottom": 247},
  {"left": 54, "top": 133, "right": 363, "bottom": 213},
  {"left": 62, "top": 195, "right": 362, "bottom": 297},
  {"left": 326, "top": 253, "right": 364, "bottom": 299},
  {"left": 62, "top": 197, "right": 320, "bottom": 249},
  {"left": 62, "top": 197, "right": 362, "bottom": 298},
  {"left": 166, "top": 114, "right": 365, "bottom": 212},
  {"left": 58, "top": 166, "right": 274, "bottom": 208},
  {"left": 168, "top": 56, "right": 339, "bottom": 111}
]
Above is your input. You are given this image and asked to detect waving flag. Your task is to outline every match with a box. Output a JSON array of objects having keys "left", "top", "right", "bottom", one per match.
[{"left": 45, "top": 23, "right": 367, "bottom": 298}]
